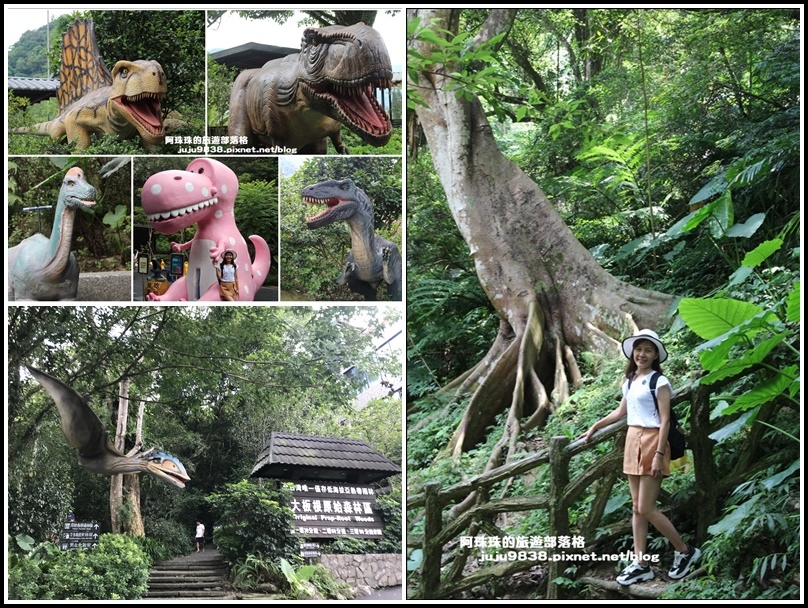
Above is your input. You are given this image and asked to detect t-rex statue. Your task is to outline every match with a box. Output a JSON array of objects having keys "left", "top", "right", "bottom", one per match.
[
  {"left": 228, "top": 22, "right": 393, "bottom": 154},
  {"left": 27, "top": 365, "right": 191, "bottom": 489},
  {"left": 10, "top": 19, "right": 166, "bottom": 150},
  {"left": 302, "top": 178, "right": 402, "bottom": 301},
  {"left": 8, "top": 167, "right": 96, "bottom": 301},
  {"left": 141, "top": 158, "right": 271, "bottom": 301}
]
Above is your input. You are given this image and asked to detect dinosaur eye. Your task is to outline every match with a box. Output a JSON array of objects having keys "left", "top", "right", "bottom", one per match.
[
  {"left": 197, "top": 168, "right": 204, "bottom": 174},
  {"left": 67, "top": 181, "right": 75, "bottom": 187},
  {"left": 120, "top": 67, "right": 129, "bottom": 78}
]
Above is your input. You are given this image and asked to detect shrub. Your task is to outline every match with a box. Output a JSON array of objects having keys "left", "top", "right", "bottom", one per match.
[
  {"left": 206, "top": 480, "right": 299, "bottom": 565},
  {"left": 9, "top": 534, "right": 149, "bottom": 600},
  {"left": 44, "top": 534, "right": 149, "bottom": 600}
]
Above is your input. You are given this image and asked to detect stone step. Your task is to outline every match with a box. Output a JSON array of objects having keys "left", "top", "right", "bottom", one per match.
[
  {"left": 144, "top": 590, "right": 231, "bottom": 599},
  {"left": 148, "top": 579, "right": 226, "bottom": 588},
  {"left": 150, "top": 569, "right": 226, "bottom": 577},
  {"left": 146, "top": 548, "right": 230, "bottom": 600}
]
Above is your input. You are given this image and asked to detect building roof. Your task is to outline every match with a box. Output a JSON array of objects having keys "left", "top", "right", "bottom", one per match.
[
  {"left": 8, "top": 77, "right": 60, "bottom": 103},
  {"left": 209, "top": 43, "right": 299, "bottom": 70},
  {"left": 251, "top": 432, "right": 401, "bottom": 484}
]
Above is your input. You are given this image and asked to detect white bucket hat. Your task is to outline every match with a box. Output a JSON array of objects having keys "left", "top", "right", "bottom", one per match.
[
  {"left": 622, "top": 329, "right": 668, "bottom": 363},
  {"left": 223, "top": 249, "right": 238, "bottom": 261}
]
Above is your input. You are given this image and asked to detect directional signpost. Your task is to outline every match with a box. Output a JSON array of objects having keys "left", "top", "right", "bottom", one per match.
[{"left": 60, "top": 521, "right": 101, "bottom": 551}]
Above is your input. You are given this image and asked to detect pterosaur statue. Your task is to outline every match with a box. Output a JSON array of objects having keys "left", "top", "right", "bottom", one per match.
[{"left": 27, "top": 365, "right": 190, "bottom": 489}]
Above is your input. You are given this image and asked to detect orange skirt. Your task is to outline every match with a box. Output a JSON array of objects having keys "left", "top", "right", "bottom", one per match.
[
  {"left": 623, "top": 426, "right": 670, "bottom": 477},
  {"left": 219, "top": 281, "right": 238, "bottom": 300}
]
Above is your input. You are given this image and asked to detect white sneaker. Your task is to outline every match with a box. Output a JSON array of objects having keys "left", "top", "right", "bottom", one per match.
[
  {"left": 616, "top": 561, "right": 655, "bottom": 585},
  {"left": 668, "top": 544, "right": 701, "bottom": 579}
]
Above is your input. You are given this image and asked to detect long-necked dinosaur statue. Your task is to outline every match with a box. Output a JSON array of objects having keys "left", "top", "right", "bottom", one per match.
[
  {"left": 27, "top": 365, "right": 191, "bottom": 489},
  {"left": 228, "top": 22, "right": 393, "bottom": 154},
  {"left": 10, "top": 19, "right": 166, "bottom": 150},
  {"left": 302, "top": 178, "right": 402, "bottom": 301},
  {"left": 141, "top": 158, "right": 271, "bottom": 301},
  {"left": 8, "top": 167, "right": 96, "bottom": 301}
]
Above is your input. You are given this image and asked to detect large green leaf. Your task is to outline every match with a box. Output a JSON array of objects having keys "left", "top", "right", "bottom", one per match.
[
  {"left": 761, "top": 459, "right": 800, "bottom": 490},
  {"left": 741, "top": 239, "right": 783, "bottom": 268},
  {"left": 708, "top": 407, "right": 758, "bottom": 444},
  {"left": 679, "top": 297, "right": 765, "bottom": 340},
  {"left": 697, "top": 311, "right": 782, "bottom": 369},
  {"left": 708, "top": 495, "right": 759, "bottom": 535},
  {"left": 665, "top": 209, "right": 699, "bottom": 238},
  {"left": 682, "top": 199, "right": 718, "bottom": 232},
  {"left": 707, "top": 190, "right": 734, "bottom": 238},
  {"left": 690, "top": 173, "right": 728, "bottom": 206},
  {"left": 722, "top": 366, "right": 797, "bottom": 415},
  {"left": 614, "top": 234, "right": 654, "bottom": 261},
  {"left": 725, "top": 213, "right": 766, "bottom": 238},
  {"left": 701, "top": 333, "right": 786, "bottom": 384},
  {"left": 726, "top": 266, "right": 754, "bottom": 289},
  {"left": 786, "top": 281, "right": 800, "bottom": 323}
]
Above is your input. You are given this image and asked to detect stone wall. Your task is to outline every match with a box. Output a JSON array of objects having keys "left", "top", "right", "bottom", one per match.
[{"left": 319, "top": 553, "right": 401, "bottom": 589}]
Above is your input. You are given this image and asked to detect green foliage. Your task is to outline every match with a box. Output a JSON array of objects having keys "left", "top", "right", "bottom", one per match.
[
  {"left": 206, "top": 480, "right": 299, "bottom": 565},
  {"left": 235, "top": 176, "right": 279, "bottom": 279},
  {"left": 137, "top": 517, "right": 191, "bottom": 564},
  {"left": 8, "top": 534, "right": 150, "bottom": 600},
  {"left": 407, "top": 15, "right": 510, "bottom": 115},
  {"left": 207, "top": 54, "right": 240, "bottom": 127},
  {"left": 301, "top": 563, "right": 353, "bottom": 599},
  {"left": 406, "top": 8, "right": 800, "bottom": 600},
  {"left": 276, "top": 558, "right": 351, "bottom": 599},
  {"left": 231, "top": 553, "right": 285, "bottom": 592},
  {"left": 406, "top": 150, "right": 497, "bottom": 395},
  {"left": 684, "top": 462, "right": 800, "bottom": 600}
]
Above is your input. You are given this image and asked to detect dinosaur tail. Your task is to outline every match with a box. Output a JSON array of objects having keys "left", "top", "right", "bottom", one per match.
[
  {"left": 248, "top": 235, "right": 272, "bottom": 293},
  {"left": 9, "top": 122, "right": 55, "bottom": 136}
]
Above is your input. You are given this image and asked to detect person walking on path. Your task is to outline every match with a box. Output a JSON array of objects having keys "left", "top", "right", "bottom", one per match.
[{"left": 195, "top": 520, "right": 205, "bottom": 553}]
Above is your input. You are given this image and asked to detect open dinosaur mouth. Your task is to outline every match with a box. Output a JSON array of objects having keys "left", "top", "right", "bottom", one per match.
[
  {"left": 112, "top": 93, "right": 165, "bottom": 137},
  {"left": 146, "top": 196, "right": 218, "bottom": 223},
  {"left": 302, "top": 195, "right": 346, "bottom": 224},
  {"left": 146, "top": 452, "right": 191, "bottom": 490},
  {"left": 304, "top": 78, "right": 393, "bottom": 145}
]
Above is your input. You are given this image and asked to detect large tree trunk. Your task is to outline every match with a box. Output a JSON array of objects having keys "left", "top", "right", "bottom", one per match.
[
  {"left": 409, "top": 9, "right": 674, "bottom": 459},
  {"left": 110, "top": 377, "right": 145, "bottom": 535}
]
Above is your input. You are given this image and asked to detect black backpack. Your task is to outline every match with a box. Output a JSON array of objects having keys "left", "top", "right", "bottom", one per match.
[{"left": 628, "top": 371, "right": 687, "bottom": 460}]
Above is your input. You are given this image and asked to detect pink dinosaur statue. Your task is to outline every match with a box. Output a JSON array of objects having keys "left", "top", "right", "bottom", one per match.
[{"left": 141, "top": 158, "right": 271, "bottom": 301}]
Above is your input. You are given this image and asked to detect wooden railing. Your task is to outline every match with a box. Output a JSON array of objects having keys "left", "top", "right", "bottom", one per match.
[{"left": 407, "top": 383, "right": 717, "bottom": 600}]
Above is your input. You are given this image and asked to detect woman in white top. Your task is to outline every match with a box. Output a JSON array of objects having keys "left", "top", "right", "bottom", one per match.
[
  {"left": 214, "top": 249, "right": 239, "bottom": 301},
  {"left": 584, "top": 329, "right": 700, "bottom": 585}
]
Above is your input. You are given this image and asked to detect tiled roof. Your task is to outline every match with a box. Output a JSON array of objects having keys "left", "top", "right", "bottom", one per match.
[
  {"left": 8, "top": 77, "right": 60, "bottom": 91},
  {"left": 209, "top": 43, "right": 298, "bottom": 70},
  {"left": 251, "top": 432, "right": 400, "bottom": 483}
]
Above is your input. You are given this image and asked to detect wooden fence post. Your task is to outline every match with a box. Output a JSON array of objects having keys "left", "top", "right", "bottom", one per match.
[
  {"left": 547, "top": 436, "right": 571, "bottom": 599},
  {"left": 420, "top": 482, "right": 443, "bottom": 599}
]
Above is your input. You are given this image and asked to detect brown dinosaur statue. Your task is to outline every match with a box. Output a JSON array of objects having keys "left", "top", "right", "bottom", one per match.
[
  {"left": 10, "top": 19, "right": 166, "bottom": 150},
  {"left": 228, "top": 22, "right": 393, "bottom": 154}
]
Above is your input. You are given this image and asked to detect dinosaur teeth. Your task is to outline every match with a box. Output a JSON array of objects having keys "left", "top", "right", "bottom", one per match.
[{"left": 147, "top": 197, "right": 218, "bottom": 222}]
